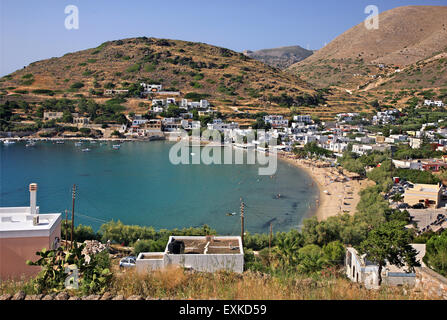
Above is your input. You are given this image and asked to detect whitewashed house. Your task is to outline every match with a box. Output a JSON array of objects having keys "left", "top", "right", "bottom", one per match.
[
  {"left": 136, "top": 236, "right": 244, "bottom": 274},
  {"left": 132, "top": 115, "right": 148, "bottom": 126},
  {"left": 207, "top": 119, "right": 239, "bottom": 132},
  {"left": 264, "top": 115, "right": 289, "bottom": 128},
  {"left": 345, "top": 245, "right": 426, "bottom": 289},
  {"left": 293, "top": 115, "right": 312, "bottom": 124}
]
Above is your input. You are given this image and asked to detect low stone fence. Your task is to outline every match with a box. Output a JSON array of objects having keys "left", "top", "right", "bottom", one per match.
[
  {"left": 415, "top": 267, "right": 447, "bottom": 299},
  {"left": 0, "top": 291, "right": 159, "bottom": 300}
]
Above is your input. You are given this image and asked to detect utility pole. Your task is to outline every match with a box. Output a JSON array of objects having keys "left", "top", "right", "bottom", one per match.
[
  {"left": 65, "top": 209, "right": 68, "bottom": 250},
  {"left": 269, "top": 222, "right": 273, "bottom": 261},
  {"left": 71, "top": 184, "right": 76, "bottom": 249},
  {"left": 240, "top": 198, "right": 245, "bottom": 247}
]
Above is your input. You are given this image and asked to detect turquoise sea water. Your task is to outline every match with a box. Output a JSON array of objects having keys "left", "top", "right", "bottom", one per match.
[{"left": 0, "top": 141, "right": 319, "bottom": 234}]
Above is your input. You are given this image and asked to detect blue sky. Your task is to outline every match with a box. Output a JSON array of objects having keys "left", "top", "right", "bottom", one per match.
[{"left": 0, "top": 0, "right": 446, "bottom": 76}]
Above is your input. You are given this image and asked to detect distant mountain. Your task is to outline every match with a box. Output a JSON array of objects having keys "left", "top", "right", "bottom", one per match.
[
  {"left": 288, "top": 5, "right": 447, "bottom": 89},
  {"left": 243, "top": 45, "right": 313, "bottom": 69}
]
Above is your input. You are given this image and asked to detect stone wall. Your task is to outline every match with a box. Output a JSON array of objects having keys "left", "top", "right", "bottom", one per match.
[
  {"left": 0, "top": 291, "right": 155, "bottom": 300},
  {"left": 415, "top": 267, "right": 447, "bottom": 299}
]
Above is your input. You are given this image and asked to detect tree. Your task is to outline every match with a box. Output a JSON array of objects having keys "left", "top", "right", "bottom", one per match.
[
  {"left": 391, "top": 193, "right": 403, "bottom": 204},
  {"left": 358, "top": 221, "right": 420, "bottom": 285},
  {"left": 61, "top": 110, "right": 73, "bottom": 123},
  {"left": 424, "top": 231, "right": 447, "bottom": 276},
  {"left": 323, "top": 241, "right": 345, "bottom": 266},
  {"left": 297, "top": 244, "right": 326, "bottom": 274},
  {"left": 272, "top": 231, "right": 303, "bottom": 270}
]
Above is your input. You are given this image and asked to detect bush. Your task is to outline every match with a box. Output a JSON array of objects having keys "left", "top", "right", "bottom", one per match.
[
  {"left": 126, "top": 63, "right": 141, "bottom": 73},
  {"left": 79, "top": 127, "right": 91, "bottom": 135},
  {"left": 424, "top": 231, "right": 447, "bottom": 276},
  {"left": 71, "top": 82, "right": 85, "bottom": 89},
  {"left": 32, "top": 89, "right": 54, "bottom": 96},
  {"left": 133, "top": 239, "right": 166, "bottom": 255},
  {"left": 26, "top": 244, "right": 111, "bottom": 295}
]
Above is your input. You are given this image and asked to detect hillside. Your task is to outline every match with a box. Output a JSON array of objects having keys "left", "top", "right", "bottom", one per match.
[
  {"left": 243, "top": 45, "right": 313, "bottom": 69},
  {"left": 0, "top": 37, "right": 315, "bottom": 116},
  {"left": 288, "top": 6, "right": 447, "bottom": 90}
]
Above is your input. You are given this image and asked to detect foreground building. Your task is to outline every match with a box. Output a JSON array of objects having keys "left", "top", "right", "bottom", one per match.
[
  {"left": 0, "top": 184, "right": 62, "bottom": 280},
  {"left": 136, "top": 236, "right": 244, "bottom": 274},
  {"left": 345, "top": 245, "right": 426, "bottom": 289}
]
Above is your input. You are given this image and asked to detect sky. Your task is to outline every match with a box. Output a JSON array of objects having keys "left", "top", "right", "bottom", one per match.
[{"left": 0, "top": 0, "right": 446, "bottom": 76}]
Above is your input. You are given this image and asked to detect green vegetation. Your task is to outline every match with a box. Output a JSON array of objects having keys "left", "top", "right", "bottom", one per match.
[
  {"left": 394, "top": 168, "right": 439, "bottom": 184},
  {"left": 424, "top": 230, "right": 447, "bottom": 276},
  {"left": 393, "top": 143, "right": 443, "bottom": 160},
  {"left": 25, "top": 244, "right": 111, "bottom": 295},
  {"left": 184, "top": 92, "right": 210, "bottom": 101},
  {"left": 32, "top": 89, "right": 54, "bottom": 96},
  {"left": 293, "top": 142, "right": 333, "bottom": 158},
  {"left": 70, "top": 82, "right": 85, "bottom": 90},
  {"left": 126, "top": 63, "right": 141, "bottom": 73},
  {"left": 358, "top": 221, "right": 419, "bottom": 285}
]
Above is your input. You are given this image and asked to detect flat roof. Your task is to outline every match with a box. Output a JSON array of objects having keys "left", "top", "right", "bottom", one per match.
[
  {"left": 0, "top": 206, "right": 61, "bottom": 238},
  {"left": 166, "top": 236, "right": 243, "bottom": 255}
]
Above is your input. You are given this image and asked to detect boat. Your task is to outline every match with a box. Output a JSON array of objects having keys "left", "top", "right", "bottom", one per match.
[
  {"left": 25, "top": 140, "right": 36, "bottom": 147},
  {"left": 90, "top": 140, "right": 97, "bottom": 144},
  {"left": 3, "top": 139, "right": 16, "bottom": 145},
  {"left": 81, "top": 148, "right": 91, "bottom": 152},
  {"left": 112, "top": 144, "right": 121, "bottom": 150},
  {"left": 74, "top": 141, "right": 82, "bottom": 147},
  {"left": 55, "top": 140, "right": 65, "bottom": 144}
]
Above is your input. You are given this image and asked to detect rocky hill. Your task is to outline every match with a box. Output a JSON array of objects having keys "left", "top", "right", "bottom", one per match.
[
  {"left": 0, "top": 37, "right": 314, "bottom": 114},
  {"left": 243, "top": 45, "right": 313, "bottom": 69},
  {"left": 288, "top": 6, "right": 447, "bottom": 90}
]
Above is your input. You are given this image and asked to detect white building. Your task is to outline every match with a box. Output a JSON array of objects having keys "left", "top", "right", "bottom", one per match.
[
  {"left": 207, "top": 119, "right": 239, "bottom": 132},
  {"left": 136, "top": 236, "right": 244, "bottom": 274},
  {"left": 264, "top": 115, "right": 289, "bottom": 128},
  {"left": 131, "top": 115, "right": 148, "bottom": 126},
  {"left": 293, "top": 115, "right": 312, "bottom": 124},
  {"left": 424, "top": 100, "right": 445, "bottom": 107},
  {"left": 409, "top": 137, "right": 423, "bottom": 149},
  {"left": 180, "top": 99, "right": 209, "bottom": 110},
  {"left": 335, "top": 113, "right": 359, "bottom": 123},
  {"left": 392, "top": 159, "right": 423, "bottom": 170},
  {"left": 345, "top": 245, "right": 426, "bottom": 289},
  {"left": 104, "top": 89, "right": 129, "bottom": 96},
  {"left": 351, "top": 143, "right": 390, "bottom": 156},
  {"left": 141, "top": 83, "right": 162, "bottom": 93},
  {"left": 181, "top": 120, "right": 201, "bottom": 130}
]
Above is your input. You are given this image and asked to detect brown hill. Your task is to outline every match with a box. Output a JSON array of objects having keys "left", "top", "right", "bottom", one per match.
[
  {"left": 243, "top": 45, "right": 313, "bottom": 69},
  {"left": 288, "top": 5, "right": 447, "bottom": 89},
  {"left": 0, "top": 37, "right": 314, "bottom": 114}
]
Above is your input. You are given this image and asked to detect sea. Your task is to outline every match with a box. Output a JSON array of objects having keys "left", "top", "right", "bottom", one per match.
[{"left": 0, "top": 140, "right": 319, "bottom": 234}]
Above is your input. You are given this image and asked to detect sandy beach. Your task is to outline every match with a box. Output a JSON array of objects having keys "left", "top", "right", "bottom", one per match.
[{"left": 279, "top": 154, "right": 374, "bottom": 221}]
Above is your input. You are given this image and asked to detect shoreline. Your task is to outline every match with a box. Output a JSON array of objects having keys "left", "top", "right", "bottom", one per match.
[{"left": 278, "top": 153, "right": 374, "bottom": 221}]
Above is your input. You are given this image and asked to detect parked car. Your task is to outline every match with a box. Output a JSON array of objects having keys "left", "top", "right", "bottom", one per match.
[
  {"left": 119, "top": 256, "right": 136, "bottom": 268},
  {"left": 397, "top": 203, "right": 410, "bottom": 209},
  {"left": 411, "top": 203, "right": 425, "bottom": 209}
]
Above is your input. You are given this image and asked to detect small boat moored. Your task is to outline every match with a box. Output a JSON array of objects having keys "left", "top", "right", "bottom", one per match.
[
  {"left": 3, "top": 139, "right": 16, "bottom": 145},
  {"left": 26, "top": 140, "right": 36, "bottom": 147}
]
